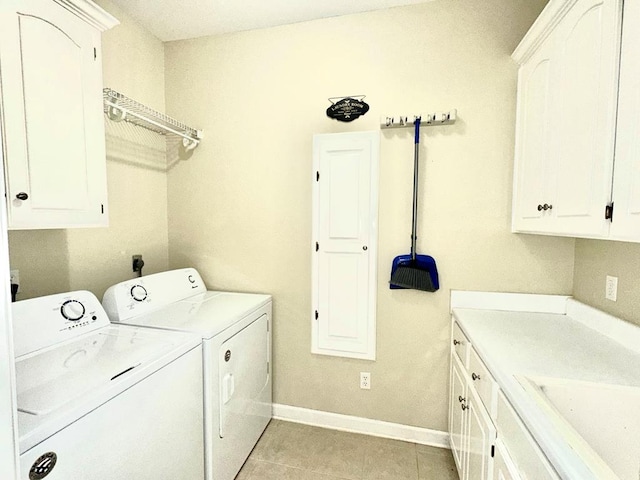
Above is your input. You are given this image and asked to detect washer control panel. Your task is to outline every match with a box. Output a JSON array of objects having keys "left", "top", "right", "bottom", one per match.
[
  {"left": 60, "top": 299, "right": 85, "bottom": 321},
  {"left": 12, "top": 291, "right": 110, "bottom": 358},
  {"left": 102, "top": 268, "right": 207, "bottom": 322},
  {"left": 130, "top": 285, "right": 148, "bottom": 302}
]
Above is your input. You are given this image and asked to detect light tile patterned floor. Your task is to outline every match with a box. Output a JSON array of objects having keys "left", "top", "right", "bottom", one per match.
[{"left": 236, "top": 420, "right": 460, "bottom": 480}]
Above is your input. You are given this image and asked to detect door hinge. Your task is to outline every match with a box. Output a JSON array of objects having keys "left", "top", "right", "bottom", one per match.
[
  {"left": 316, "top": 171, "right": 320, "bottom": 181},
  {"left": 315, "top": 241, "right": 319, "bottom": 252},
  {"left": 94, "top": 47, "right": 97, "bottom": 60},
  {"left": 315, "top": 310, "right": 319, "bottom": 320},
  {"left": 491, "top": 445, "right": 495, "bottom": 458},
  {"left": 101, "top": 204, "right": 104, "bottom": 214},
  {"left": 267, "top": 361, "right": 270, "bottom": 374},
  {"left": 605, "top": 202, "right": 614, "bottom": 221}
]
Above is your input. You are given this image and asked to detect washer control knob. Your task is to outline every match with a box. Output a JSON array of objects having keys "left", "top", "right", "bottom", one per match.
[
  {"left": 60, "top": 300, "right": 85, "bottom": 321},
  {"left": 130, "top": 285, "right": 148, "bottom": 302}
]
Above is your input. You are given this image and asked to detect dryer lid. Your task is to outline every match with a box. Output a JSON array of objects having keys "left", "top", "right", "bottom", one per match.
[{"left": 122, "top": 291, "right": 271, "bottom": 339}]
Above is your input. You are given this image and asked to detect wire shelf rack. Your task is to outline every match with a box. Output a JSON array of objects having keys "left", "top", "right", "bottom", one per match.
[{"left": 103, "top": 88, "right": 202, "bottom": 149}]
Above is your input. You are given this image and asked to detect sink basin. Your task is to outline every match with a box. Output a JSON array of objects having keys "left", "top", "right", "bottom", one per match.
[{"left": 517, "top": 376, "right": 640, "bottom": 480}]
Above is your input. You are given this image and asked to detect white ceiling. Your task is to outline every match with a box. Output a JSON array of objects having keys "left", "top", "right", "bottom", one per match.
[{"left": 107, "top": 0, "right": 433, "bottom": 41}]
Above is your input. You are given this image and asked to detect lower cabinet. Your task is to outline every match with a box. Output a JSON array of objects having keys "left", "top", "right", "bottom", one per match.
[
  {"left": 449, "top": 353, "right": 496, "bottom": 480},
  {"left": 450, "top": 320, "right": 559, "bottom": 480}
]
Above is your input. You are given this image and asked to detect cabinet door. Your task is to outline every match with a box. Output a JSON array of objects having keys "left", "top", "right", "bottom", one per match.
[
  {"left": 512, "top": 0, "right": 622, "bottom": 238},
  {"left": 548, "top": 0, "right": 621, "bottom": 237},
  {"left": 0, "top": 0, "right": 108, "bottom": 229},
  {"left": 312, "top": 132, "right": 379, "bottom": 360},
  {"left": 493, "top": 440, "right": 522, "bottom": 480},
  {"left": 466, "top": 384, "right": 497, "bottom": 480},
  {"left": 609, "top": 0, "right": 640, "bottom": 241},
  {"left": 512, "top": 34, "right": 555, "bottom": 233},
  {"left": 449, "top": 354, "right": 468, "bottom": 476}
]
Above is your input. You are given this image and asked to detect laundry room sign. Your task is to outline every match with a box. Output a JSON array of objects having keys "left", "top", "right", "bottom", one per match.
[{"left": 326, "top": 96, "right": 369, "bottom": 122}]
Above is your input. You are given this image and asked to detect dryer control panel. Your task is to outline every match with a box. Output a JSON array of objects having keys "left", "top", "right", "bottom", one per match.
[
  {"left": 12, "top": 291, "right": 110, "bottom": 358},
  {"left": 102, "top": 268, "right": 207, "bottom": 322}
]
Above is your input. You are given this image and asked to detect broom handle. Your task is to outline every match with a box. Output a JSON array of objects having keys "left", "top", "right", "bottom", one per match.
[{"left": 411, "top": 117, "right": 421, "bottom": 261}]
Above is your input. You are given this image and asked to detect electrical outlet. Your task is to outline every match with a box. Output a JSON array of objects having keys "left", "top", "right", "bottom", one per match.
[
  {"left": 10, "top": 269, "right": 19, "bottom": 292},
  {"left": 606, "top": 275, "right": 618, "bottom": 302},
  {"left": 132, "top": 255, "right": 144, "bottom": 275},
  {"left": 360, "top": 372, "right": 371, "bottom": 390}
]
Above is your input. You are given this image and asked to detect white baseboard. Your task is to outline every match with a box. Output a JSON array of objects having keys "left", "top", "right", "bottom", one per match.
[{"left": 272, "top": 403, "right": 450, "bottom": 449}]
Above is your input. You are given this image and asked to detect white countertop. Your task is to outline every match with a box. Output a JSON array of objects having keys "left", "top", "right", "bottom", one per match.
[{"left": 451, "top": 292, "right": 640, "bottom": 480}]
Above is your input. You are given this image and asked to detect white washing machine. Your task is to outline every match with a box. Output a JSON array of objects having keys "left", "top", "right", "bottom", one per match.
[
  {"left": 102, "top": 268, "right": 272, "bottom": 480},
  {"left": 12, "top": 290, "right": 204, "bottom": 480}
]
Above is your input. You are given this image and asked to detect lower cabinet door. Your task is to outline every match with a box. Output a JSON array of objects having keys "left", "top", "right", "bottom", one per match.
[
  {"left": 449, "top": 354, "right": 468, "bottom": 475},
  {"left": 493, "top": 440, "right": 522, "bottom": 480},
  {"left": 466, "top": 384, "right": 497, "bottom": 480}
]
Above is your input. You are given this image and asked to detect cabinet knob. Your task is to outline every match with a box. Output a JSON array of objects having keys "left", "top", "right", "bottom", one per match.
[
  {"left": 458, "top": 395, "right": 465, "bottom": 403},
  {"left": 453, "top": 339, "right": 461, "bottom": 346},
  {"left": 461, "top": 403, "right": 469, "bottom": 411},
  {"left": 543, "top": 203, "right": 552, "bottom": 211},
  {"left": 471, "top": 372, "right": 481, "bottom": 381},
  {"left": 362, "top": 246, "right": 368, "bottom": 251},
  {"left": 537, "top": 204, "right": 543, "bottom": 211},
  {"left": 16, "top": 192, "right": 28, "bottom": 201}
]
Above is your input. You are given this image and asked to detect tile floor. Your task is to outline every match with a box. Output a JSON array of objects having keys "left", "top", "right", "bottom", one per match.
[{"left": 236, "top": 420, "right": 460, "bottom": 480}]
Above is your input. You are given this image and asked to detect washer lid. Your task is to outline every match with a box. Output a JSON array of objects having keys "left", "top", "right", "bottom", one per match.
[
  {"left": 16, "top": 326, "right": 177, "bottom": 416},
  {"left": 121, "top": 291, "right": 271, "bottom": 339}
]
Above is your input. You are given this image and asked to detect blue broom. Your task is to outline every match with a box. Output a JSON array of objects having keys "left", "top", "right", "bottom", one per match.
[{"left": 389, "top": 117, "right": 439, "bottom": 292}]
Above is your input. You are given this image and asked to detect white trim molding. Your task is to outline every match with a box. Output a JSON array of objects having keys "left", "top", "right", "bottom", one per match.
[
  {"left": 512, "top": 0, "right": 579, "bottom": 64},
  {"left": 272, "top": 403, "right": 450, "bottom": 449},
  {"left": 53, "top": 0, "right": 119, "bottom": 31}
]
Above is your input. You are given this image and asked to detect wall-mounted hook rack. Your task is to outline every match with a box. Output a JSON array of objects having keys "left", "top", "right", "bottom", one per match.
[{"left": 380, "top": 109, "right": 457, "bottom": 129}]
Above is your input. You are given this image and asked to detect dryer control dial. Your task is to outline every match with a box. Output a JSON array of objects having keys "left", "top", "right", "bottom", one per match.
[
  {"left": 60, "top": 300, "right": 85, "bottom": 321},
  {"left": 130, "top": 285, "right": 148, "bottom": 302}
]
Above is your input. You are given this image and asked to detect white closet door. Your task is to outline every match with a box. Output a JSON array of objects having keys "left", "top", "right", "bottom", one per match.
[
  {"left": 610, "top": 0, "right": 640, "bottom": 241},
  {"left": 312, "top": 131, "right": 379, "bottom": 360},
  {"left": 0, "top": 127, "right": 17, "bottom": 480}
]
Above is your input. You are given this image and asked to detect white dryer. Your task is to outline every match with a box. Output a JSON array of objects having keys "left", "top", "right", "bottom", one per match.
[
  {"left": 102, "top": 268, "right": 272, "bottom": 480},
  {"left": 12, "top": 290, "right": 204, "bottom": 480}
]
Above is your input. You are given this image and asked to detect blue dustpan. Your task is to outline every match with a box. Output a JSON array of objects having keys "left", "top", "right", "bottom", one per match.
[
  {"left": 389, "top": 117, "right": 439, "bottom": 292},
  {"left": 390, "top": 254, "right": 439, "bottom": 291}
]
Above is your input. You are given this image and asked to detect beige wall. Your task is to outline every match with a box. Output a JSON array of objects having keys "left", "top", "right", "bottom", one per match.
[
  {"left": 8, "top": 0, "right": 169, "bottom": 301},
  {"left": 573, "top": 239, "right": 640, "bottom": 326},
  {"left": 164, "top": 0, "right": 573, "bottom": 431}
]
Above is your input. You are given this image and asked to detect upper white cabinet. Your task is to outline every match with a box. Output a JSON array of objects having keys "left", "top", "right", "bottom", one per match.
[
  {"left": 512, "top": 0, "right": 623, "bottom": 239},
  {"left": 0, "top": 0, "right": 118, "bottom": 229},
  {"left": 609, "top": 0, "right": 640, "bottom": 241}
]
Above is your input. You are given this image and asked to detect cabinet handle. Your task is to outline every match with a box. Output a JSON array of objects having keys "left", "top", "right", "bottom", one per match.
[
  {"left": 16, "top": 192, "right": 28, "bottom": 201},
  {"left": 471, "top": 372, "right": 481, "bottom": 381},
  {"left": 458, "top": 395, "right": 465, "bottom": 403},
  {"left": 453, "top": 339, "right": 461, "bottom": 346}
]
